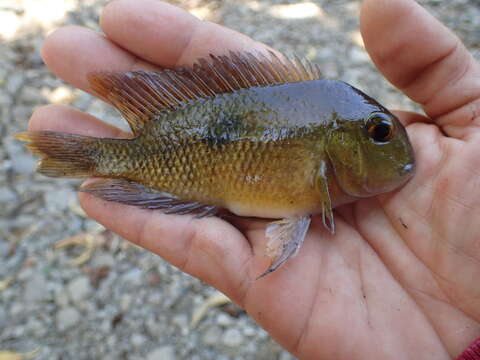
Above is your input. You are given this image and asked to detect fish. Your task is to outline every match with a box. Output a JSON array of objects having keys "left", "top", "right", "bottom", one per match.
[{"left": 16, "top": 51, "right": 415, "bottom": 277}]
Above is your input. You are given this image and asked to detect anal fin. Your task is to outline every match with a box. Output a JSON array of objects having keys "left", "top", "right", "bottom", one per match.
[
  {"left": 80, "top": 179, "right": 217, "bottom": 218},
  {"left": 257, "top": 215, "right": 311, "bottom": 279}
]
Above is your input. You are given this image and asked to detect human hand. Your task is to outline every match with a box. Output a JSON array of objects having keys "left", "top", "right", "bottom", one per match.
[{"left": 28, "top": 0, "right": 480, "bottom": 359}]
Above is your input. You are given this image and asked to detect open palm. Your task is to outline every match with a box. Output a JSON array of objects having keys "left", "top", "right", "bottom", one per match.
[{"left": 29, "top": 0, "right": 480, "bottom": 358}]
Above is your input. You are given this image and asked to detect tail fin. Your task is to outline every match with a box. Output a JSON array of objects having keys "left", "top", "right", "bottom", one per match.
[{"left": 15, "top": 131, "right": 99, "bottom": 178}]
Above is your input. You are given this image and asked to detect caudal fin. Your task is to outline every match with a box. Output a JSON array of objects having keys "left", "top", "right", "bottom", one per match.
[{"left": 15, "top": 131, "right": 98, "bottom": 178}]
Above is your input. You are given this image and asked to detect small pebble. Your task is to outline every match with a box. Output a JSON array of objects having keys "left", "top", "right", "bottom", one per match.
[
  {"left": 122, "top": 268, "right": 143, "bottom": 285},
  {"left": 222, "top": 328, "right": 244, "bottom": 347},
  {"left": 44, "top": 187, "right": 75, "bottom": 211},
  {"left": 131, "top": 333, "right": 147, "bottom": 347},
  {"left": 0, "top": 187, "right": 16, "bottom": 203},
  {"left": 24, "top": 273, "right": 49, "bottom": 303},
  {"left": 21, "top": 85, "right": 46, "bottom": 103},
  {"left": 216, "top": 313, "right": 233, "bottom": 326},
  {"left": 349, "top": 46, "right": 370, "bottom": 63},
  {"left": 10, "top": 302, "right": 24, "bottom": 316},
  {"left": 147, "top": 345, "right": 176, "bottom": 360},
  {"left": 6, "top": 73, "right": 24, "bottom": 93},
  {"left": 67, "top": 276, "right": 91, "bottom": 303},
  {"left": 202, "top": 326, "right": 222, "bottom": 346},
  {"left": 0, "top": 306, "right": 7, "bottom": 327},
  {"left": 120, "top": 294, "right": 132, "bottom": 311},
  {"left": 242, "top": 325, "right": 256, "bottom": 337},
  {"left": 11, "top": 154, "right": 36, "bottom": 175},
  {"left": 54, "top": 290, "right": 70, "bottom": 307},
  {"left": 92, "top": 253, "right": 115, "bottom": 267},
  {"left": 56, "top": 307, "right": 81, "bottom": 331},
  {"left": 279, "top": 351, "right": 296, "bottom": 360}
]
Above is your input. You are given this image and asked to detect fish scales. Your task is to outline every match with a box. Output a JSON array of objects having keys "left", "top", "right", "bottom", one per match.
[{"left": 96, "top": 83, "right": 333, "bottom": 217}]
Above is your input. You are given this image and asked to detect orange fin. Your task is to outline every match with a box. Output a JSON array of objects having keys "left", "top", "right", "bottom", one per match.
[
  {"left": 15, "top": 131, "right": 98, "bottom": 178},
  {"left": 88, "top": 51, "right": 322, "bottom": 135},
  {"left": 81, "top": 179, "right": 217, "bottom": 218}
]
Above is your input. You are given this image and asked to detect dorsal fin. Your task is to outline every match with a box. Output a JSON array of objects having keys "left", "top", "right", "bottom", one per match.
[{"left": 88, "top": 51, "right": 322, "bottom": 135}]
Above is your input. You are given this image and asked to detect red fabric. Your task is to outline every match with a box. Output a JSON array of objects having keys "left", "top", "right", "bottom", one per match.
[{"left": 457, "top": 337, "right": 480, "bottom": 360}]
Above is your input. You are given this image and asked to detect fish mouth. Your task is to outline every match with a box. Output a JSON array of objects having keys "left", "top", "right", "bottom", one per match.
[{"left": 363, "top": 161, "right": 415, "bottom": 195}]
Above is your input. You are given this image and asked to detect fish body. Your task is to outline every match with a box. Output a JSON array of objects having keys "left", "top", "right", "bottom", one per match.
[
  {"left": 17, "top": 52, "right": 415, "bottom": 276},
  {"left": 86, "top": 81, "right": 364, "bottom": 217}
]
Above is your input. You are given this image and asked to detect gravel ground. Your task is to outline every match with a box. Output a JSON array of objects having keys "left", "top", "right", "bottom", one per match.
[{"left": 1, "top": 0, "right": 479, "bottom": 359}]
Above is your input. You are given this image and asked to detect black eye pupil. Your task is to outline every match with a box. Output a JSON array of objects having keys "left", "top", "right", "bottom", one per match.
[
  {"left": 372, "top": 121, "right": 391, "bottom": 142},
  {"left": 366, "top": 113, "right": 394, "bottom": 143}
]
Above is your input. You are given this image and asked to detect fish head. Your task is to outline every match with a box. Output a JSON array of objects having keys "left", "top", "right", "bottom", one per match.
[{"left": 325, "top": 89, "right": 415, "bottom": 198}]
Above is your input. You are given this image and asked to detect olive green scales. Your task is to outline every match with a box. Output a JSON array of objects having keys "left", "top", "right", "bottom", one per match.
[{"left": 17, "top": 52, "right": 415, "bottom": 276}]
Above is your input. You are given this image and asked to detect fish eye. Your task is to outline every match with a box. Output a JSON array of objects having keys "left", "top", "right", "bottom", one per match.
[{"left": 366, "top": 112, "right": 395, "bottom": 143}]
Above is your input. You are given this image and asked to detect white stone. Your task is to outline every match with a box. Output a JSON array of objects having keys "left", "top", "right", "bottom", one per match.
[
  {"left": 131, "top": 333, "right": 147, "bottom": 347},
  {"left": 0, "top": 187, "right": 15, "bottom": 203},
  {"left": 0, "top": 307, "right": 6, "bottom": 328},
  {"left": 279, "top": 351, "right": 295, "bottom": 360},
  {"left": 202, "top": 326, "right": 222, "bottom": 346},
  {"left": 56, "top": 307, "right": 80, "bottom": 331},
  {"left": 242, "top": 325, "right": 256, "bottom": 337},
  {"left": 11, "top": 154, "right": 36, "bottom": 175},
  {"left": 10, "top": 302, "right": 23, "bottom": 316},
  {"left": 257, "top": 327, "right": 269, "bottom": 339},
  {"left": 21, "top": 86, "right": 44, "bottom": 103},
  {"left": 67, "top": 276, "right": 91, "bottom": 303},
  {"left": 147, "top": 345, "right": 176, "bottom": 360},
  {"left": 172, "top": 314, "right": 188, "bottom": 330},
  {"left": 216, "top": 313, "right": 233, "bottom": 326},
  {"left": 45, "top": 188, "right": 76, "bottom": 212},
  {"left": 54, "top": 290, "right": 70, "bottom": 307},
  {"left": 122, "top": 268, "right": 143, "bottom": 285},
  {"left": 6, "top": 73, "right": 24, "bottom": 93},
  {"left": 24, "top": 273, "right": 49, "bottom": 303},
  {"left": 349, "top": 47, "right": 370, "bottom": 63},
  {"left": 92, "top": 253, "right": 115, "bottom": 267},
  {"left": 222, "top": 328, "right": 244, "bottom": 347},
  {"left": 120, "top": 294, "right": 132, "bottom": 311}
]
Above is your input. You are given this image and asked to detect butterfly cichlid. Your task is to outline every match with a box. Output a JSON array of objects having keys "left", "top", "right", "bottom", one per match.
[{"left": 16, "top": 52, "right": 415, "bottom": 277}]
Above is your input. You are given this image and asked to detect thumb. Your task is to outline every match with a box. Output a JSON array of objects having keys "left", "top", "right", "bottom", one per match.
[{"left": 360, "top": 0, "right": 480, "bottom": 130}]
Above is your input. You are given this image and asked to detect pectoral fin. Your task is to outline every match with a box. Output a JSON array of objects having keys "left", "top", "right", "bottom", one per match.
[
  {"left": 257, "top": 215, "right": 311, "bottom": 279},
  {"left": 317, "top": 161, "right": 335, "bottom": 234},
  {"left": 80, "top": 179, "right": 217, "bottom": 218}
]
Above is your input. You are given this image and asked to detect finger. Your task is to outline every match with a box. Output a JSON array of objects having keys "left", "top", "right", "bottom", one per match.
[
  {"left": 361, "top": 0, "right": 480, "bottom": 121},
  {"left": 100, "top": 0, "right": 268, "bottom": 67},
  {"left": 28, "top": 104, "right": 129, "bottom": 138},
  {"left": 41, "top": 26, "right": 159, "bottom": 96},
  {"left": 42, "top": 2, "right": 269, "bottom": 97},
  {"left": 79, "top": 194, "right": 255, "bottom": 303},
  {"left": 393, "top": 110, "right": 432, "bottom": 127}
]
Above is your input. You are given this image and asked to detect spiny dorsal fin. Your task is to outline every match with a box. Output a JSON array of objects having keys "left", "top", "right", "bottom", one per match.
[{"left": 88, "top": 51, "right": 322, "bottom": 135}]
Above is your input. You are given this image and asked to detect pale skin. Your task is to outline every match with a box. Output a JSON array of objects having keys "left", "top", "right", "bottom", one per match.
[{"left": 29, "top": 0, "right": 480, "bottom": 358}]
